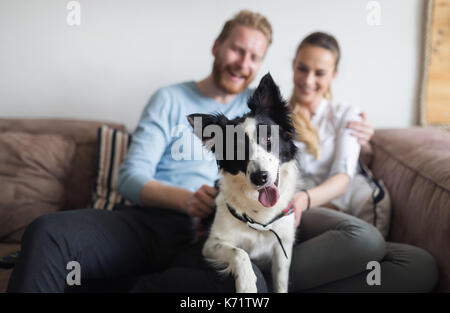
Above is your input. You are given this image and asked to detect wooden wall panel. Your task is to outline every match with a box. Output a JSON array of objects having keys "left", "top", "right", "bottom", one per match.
[{"left": 423, "top": 0, "right": 450, "bottom": 126}]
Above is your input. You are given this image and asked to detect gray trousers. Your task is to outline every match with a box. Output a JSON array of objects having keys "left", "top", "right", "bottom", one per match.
[{"left": 289, "top": 207, "right": 438, "bottom": 292}]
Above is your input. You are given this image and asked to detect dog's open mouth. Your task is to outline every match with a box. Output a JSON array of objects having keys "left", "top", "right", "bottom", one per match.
[{"left": 257, "top": 168, "right": 280, "bottom": 208}]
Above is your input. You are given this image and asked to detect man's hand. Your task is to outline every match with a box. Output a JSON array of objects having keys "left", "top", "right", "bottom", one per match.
[
  {"left": 293, "top": 191, "right": 309, "bottom": 228},
  {"left": 180, "top": 185, "right": 217, "bottom": 218},
  {"left": 347, "top": 112, "right": 374, "bottom": 146}
]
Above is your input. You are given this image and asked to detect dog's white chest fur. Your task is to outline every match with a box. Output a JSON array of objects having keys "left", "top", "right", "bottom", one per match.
[{"left": 202, "top": 159, "right": 298, "bottom": 293}]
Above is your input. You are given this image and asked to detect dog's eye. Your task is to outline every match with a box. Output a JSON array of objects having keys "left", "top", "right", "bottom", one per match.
[
  {"left": 261, "top": 135, "right": 271, "bottom": 143},
  {"left": 260, "top": 136, "right": 271, "bottom": 149}
]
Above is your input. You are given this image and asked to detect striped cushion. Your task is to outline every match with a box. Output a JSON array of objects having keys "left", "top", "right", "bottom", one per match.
[{"left": 90, "top": 125, "right": 134, "bottom": 210}]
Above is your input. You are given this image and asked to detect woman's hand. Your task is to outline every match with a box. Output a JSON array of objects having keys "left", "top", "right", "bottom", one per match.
[
  {"left": 347, "top": 112, "right": 374, "bottom": 147},
  {"left": 293, "top": 191, "right": 309, "bottom": 228},
  {"left": 179, "top": 185, "right": 217, "bottom": 218}
]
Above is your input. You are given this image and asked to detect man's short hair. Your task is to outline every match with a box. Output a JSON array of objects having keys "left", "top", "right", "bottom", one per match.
[{"left": 216, "top": 10, "right": 273, "bottom": 45}]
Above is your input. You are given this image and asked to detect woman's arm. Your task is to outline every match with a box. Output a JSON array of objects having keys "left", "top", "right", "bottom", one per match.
[
  {"left": 347, "top": 112, "right": 374, "bottom": 153},
  {"left": 293, "top": 173, "right": 350, "bottom": 227},
  {"left": 302, "top": 173, "right": 350, "bottom": 207},
  {"left": 294, "top": 104, "right": 362, "bottom": 226}
]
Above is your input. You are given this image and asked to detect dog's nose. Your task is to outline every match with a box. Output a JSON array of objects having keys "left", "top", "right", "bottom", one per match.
[{"left": 250, "top": 170, "right": 269, "bottom": 186}]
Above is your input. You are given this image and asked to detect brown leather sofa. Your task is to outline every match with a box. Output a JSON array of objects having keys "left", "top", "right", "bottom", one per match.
[{"left": 0, "top": 119, "right": 448, "bottom": 292}]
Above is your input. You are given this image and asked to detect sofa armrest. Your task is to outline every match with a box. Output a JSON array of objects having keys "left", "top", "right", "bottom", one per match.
[{"left": 370, "top": 127, "right": 450, "bottom": 292}]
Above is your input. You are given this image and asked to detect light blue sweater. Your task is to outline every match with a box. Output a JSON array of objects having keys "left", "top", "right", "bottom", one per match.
[{"left": 118, "top": 81, "right": 253, "bottom": 205}]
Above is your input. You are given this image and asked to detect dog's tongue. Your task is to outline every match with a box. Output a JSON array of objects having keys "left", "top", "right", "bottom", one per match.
[{"left": 258, "top": 185, "right": 279, "bottom": 207}]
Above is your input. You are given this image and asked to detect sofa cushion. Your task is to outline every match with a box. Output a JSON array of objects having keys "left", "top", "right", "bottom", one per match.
[
  {"left": 0, "top": 119, "right": 127, "bottom": 210},
  {"left": 0, "top": 132, "right": 76, "bottom": 242},
  {"left": 90, "top": 126, "right": 134, "bottom": 210}
]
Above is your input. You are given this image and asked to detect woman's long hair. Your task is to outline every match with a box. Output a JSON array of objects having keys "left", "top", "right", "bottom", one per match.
[{"left": 290, "top": 32, "right": 341, "bottom": 159}]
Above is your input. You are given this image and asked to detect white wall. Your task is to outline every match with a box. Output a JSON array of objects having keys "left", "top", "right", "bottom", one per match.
[{"left": 0, "top": 0, "right": 426, "bottom": 131}]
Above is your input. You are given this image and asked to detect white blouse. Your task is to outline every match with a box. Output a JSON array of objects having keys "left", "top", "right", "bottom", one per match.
[{"left": 295, "top": 98, "right": 362, "bottom": 194}]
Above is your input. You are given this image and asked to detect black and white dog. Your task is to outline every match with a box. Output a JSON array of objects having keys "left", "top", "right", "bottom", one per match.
[{"left": 187, "top": 73, "right": 299, "bottom": 293}]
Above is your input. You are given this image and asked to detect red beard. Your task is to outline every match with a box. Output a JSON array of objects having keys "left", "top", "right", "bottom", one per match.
[{"left": 212, "top": 59, "right": 253, "bottom": 95}]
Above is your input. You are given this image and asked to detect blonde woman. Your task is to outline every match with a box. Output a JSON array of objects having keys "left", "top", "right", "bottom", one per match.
[{"left": 289, "top": 32, "right": 438, "bottom": 292}]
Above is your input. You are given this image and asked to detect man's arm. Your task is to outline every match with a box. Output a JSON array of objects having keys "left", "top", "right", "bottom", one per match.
[
  {"left": 118, "top": 88, "right": 217, "bottom": 217},
  {"left": 140, "top": 181, "right": 216, "bottom": 218},
  {"left": 118, "top": 88, "right": 173, "bottom": 206}
]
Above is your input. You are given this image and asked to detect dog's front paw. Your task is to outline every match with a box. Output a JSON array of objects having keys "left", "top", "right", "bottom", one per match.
[
  {"left": 272, "top": 272, "right": 289, "bottom": 293},
  {"left": 274, "top": 285, "right": 288, "bottom": 293},
  {"left": 235, "top": 270, "right": 257, "bottom": 293}
]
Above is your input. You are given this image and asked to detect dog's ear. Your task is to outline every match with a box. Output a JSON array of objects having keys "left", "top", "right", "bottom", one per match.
[
  {"left": 248, "top": 72, "right": 284, "bottom": 113},
  {"left": 187, "top": 113, "right": 228, "bottom": 153},
  {"left": 248, "top": 73, "right": 296, "bottom": 139}
]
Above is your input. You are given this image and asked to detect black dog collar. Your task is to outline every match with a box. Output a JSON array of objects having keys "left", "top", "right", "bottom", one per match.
[{"left": 226, "top": 199, "right": 295, "bottom": 259}]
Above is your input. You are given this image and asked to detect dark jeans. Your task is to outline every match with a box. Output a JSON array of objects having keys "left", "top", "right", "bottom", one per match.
[
  {"left": 7, "top": 204, "right": 266, "bottom": 293},
  {"left": 130, "top": 238, "right": 267, "bottom": 293}
]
